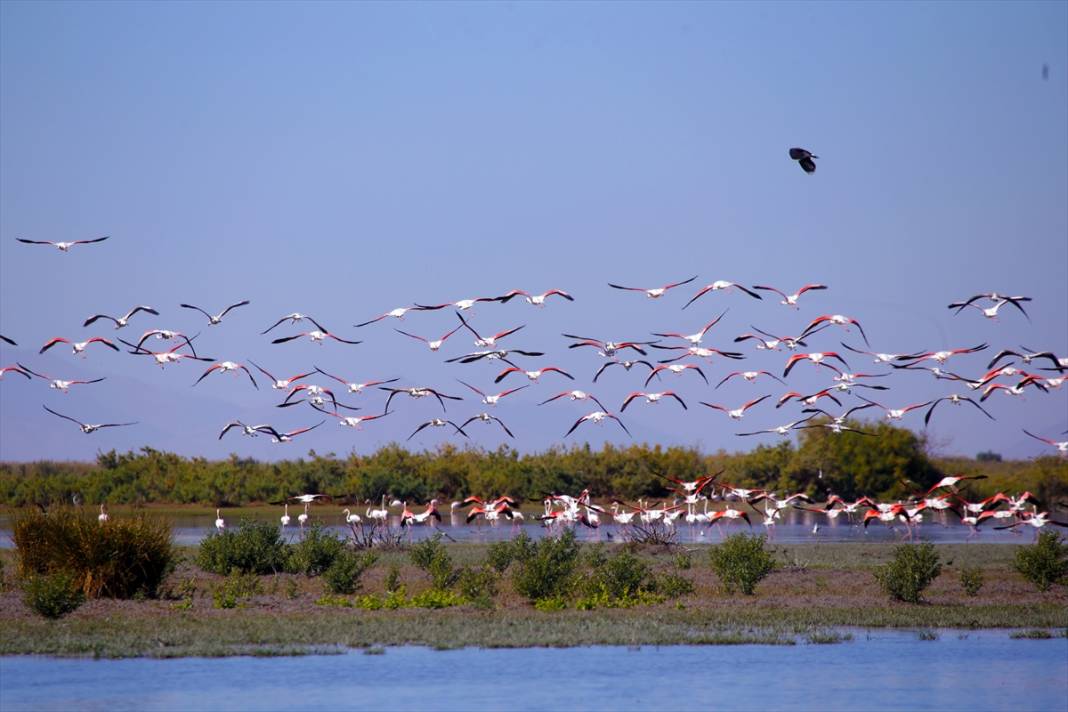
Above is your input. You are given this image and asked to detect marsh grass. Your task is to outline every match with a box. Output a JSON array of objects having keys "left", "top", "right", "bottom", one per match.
[{"left": 13, "top": 507, "right": 174, "bottom": 599}]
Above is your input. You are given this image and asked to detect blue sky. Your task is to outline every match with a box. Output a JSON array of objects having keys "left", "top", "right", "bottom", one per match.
[{"left": 1, "top": 1, "right": 1065, "bottom": 462}]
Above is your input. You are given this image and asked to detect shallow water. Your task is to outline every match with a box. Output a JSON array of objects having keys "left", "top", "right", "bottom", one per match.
[
  {"left": 1, "top": 631, "right": 1065, "bottom": 711},
  {"left": 0, "top": 508, "right": 1038, "bottom": 548}
]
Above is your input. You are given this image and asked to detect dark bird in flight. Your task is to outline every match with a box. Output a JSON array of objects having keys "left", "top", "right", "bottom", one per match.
[{"left": 789, "top": 148, "right": 817, "bottom": 174}]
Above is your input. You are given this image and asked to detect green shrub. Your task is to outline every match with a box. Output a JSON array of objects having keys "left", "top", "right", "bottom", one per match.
[
  {"left": 583, "top": 550, "right": 650, "bottom": 600},
  {"left": 655, "top": 572, "right": 695, "bottom": 598},
  {"left": 323, "top": 551, "right": 377, "bottom": 595},
  {"left": 673, "top": 552, "right": 692, "bottom": 570},
  {"left": 959, "top": 566, "right": 984, "bottom": 597},
  {"left": 287, "top": 525, "right": 345, "bottom": 576},
  {"left": 458, "top": 565, "right": 499, "bottom": 609},
  {"left": 874, "top": 542, "right": 942, "bottom": 603},
  {"left": 384, "top": 565, "right": 402, "bottom": 593},
  {"left": 212, "top": 571, "right": 261, "bottom": 609},
  {"left": 408, "top": 588, "right": 464, "bottom": 609},
  {"left": 409, "top": 535, "right": 458, "bottom": 590},
  {"left": 22, "top": 571, "right": 84, "bottom": 619},
  {"left": 486, "top": 532, "right": 534, "bottom": 572},
  {"left": 315, "top": 594, "right": 353, "bottom": 608},
  {"left": 13, "top": 508, "right": 174, "bottom": 599},
  {"left": 513, "top": 530, "right": 580, "bottom": 603},
  {"left": 1014, "top": 531, "right": 1068, "bottom": 592},
  {"left": 196, "top": 519, "right": 287, "bottom": 576},
  {"left": 709, "top": 533, "right": 776, "bottom": 595}
]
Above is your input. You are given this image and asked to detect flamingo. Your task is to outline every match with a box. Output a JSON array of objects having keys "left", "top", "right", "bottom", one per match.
[
  {"left": 83, "top": 305, "right": 159, "bottom": 329},
  {"left": 253, "top": 421, "right": 324, "bottom": 443},
  {"left": 458, "top": 380, "right": 529, "bottom": 406},
  {"left": 980, "top": 380, "right": 1046, "bottom": 401},
  {"left": 651, "top": 310, "right": 729, "bottom": 345},
  {"left": 788, "top": 147, "right": 818, "bottom": 173},
  {"left": 610, "top": 502, "right": 636, "bottom": 525},
  {"left": 708, "top": 507, "right": 753, "bottom": 528},
  {"left": 98, "top": 504, "right": 109, "bottom": 524},
  {"left": 121, "top": 338, "right": 212, "bottom": 367},
  {"left": 592, "top": 359, "right": 656, "bottom": 382},
  {"left": 380, "top": 385, "right": 463, "bottom": 413},
  {"left": 219, "top": 421, "right": 267, "bottom": 439},
  {"left": 16, "top": 364, "right": 105, "bottom": 392},
  {"left": 39, "top": 337, "right": 119, "bottom": 357},
  {"left": 652, "top": 344, "right": 746, "bottom": 364},
  {"left": 271, "top": 329, "right": 361, "bottom": 346},
  {"left": 314, "top": 366, "right": 398, "bottom": 395},
  {"left": 683, "top": 281, "right": 762, "bottom": 309},
  {"left": 841, "top": 342, "right": 922, "bottom": 365},
  {"left": 923, "top": 395, "right": 994, "bottom": 426},
  {"left": 134, "top": 329, "right": 198, "bottom": 354},
  {"left": 775, "top": 389, "right": 841, "bottom": 409},
  {"left": 736, "top": 416, "right": 814, "bottom": 437},
  {"left": 342, "top": 508, "right": 362, "bottom": 525},
  {"left": 948, "top": 294, "right": 1031, "bottom": 320},
  {"left": 460, "top": 412, "right": 515, "bottom": 438},
  {"left": 260, "top": 313, "right": 324, "bottom": 335},
  {"left": 366, "top": 496, "right": 390, "bottom": 522},
  {"left": 800, "top": 402, "right": 878, "bottom": 426},
  {"left": 16, "top": 236, "right": 109, "bottom": 251},
  {"left": 494, "top": 365, "right": 574, "bottom": 384},
  {"left": 496, "top": 289, "right": 575, "bottom": 306},
  {"left": 734, "top": 327, "right": 809, "bottom": 351},
  {"left": 456, "top": 313, "right": 525, "bottom": 347},
  {"left": 415, "top": 295, "right": 503, "bottom": 312},
  {"left": 751, "top": 283, "right": 827, "bottom": 308},
  {"left": 563, "top": 334, "right": 656, "bottom": 357},
  {"left": 297, "top": 503, "right": 310, "bottom": 530},
  {"left": 644, "top": 363, "right": 707, "bottom": 387},
  {"left": 0, "top": 365, "right": 30, "bottom": 380},
  {"left": 355, "top": 306, "right": 419, "bottom": 327},
  {"left": 856, "top": 396, "right": 933, "bottom": 421},
  {"left": 1022, "top": 430, "right": 1068, "bottom": 456},
  {"left": 394, "top": 324, "right": 463, "bottom": 352},
  {"left": 898, "top": 344, "right": 988, "bottom": 366},
  {"left": 608, "top": 275, "right": 697, "bottom": 299},
  {"left": 42, "top": 405, "right": 136, "bottom": 434},
  {"left": 620, "top": 391, "right": 688, "bottom": 411},
  {"left": 799, "top": 314, "right": 870, "bottom": 347},
  {"left": 995, "top": 511, "right": 1068, "bottom": 533},
  {"left": 715, "top": 370, "right": 786, "bottom": 389},
  {"left": 214, "top": 509, "right": 226, "bottom": 531},
  {"left": 783, "top": 352, "right": 849, "bottom": 377},
  {"left": 281, "top": 504, "right": 291, "bottom": 528},
  {"left": 408, "top": 418, "right": 469, "bottom": 440},
  {"left": 194, "top": 361, "right": 259, "bottom": 389},
  {"left": 314, "top": 405, "right": 391, "bottom": 430},
  {"left": 988, "top": 347, "right": 1066, "bottom": 371},
  {"left": 180, "top": 300, "right": 250, "bottom": 325},
  {"left": 279, "top": 384, "right": 342, "bottom": 411},
  {"left": 446, "top": 348, "right": 545, "bottom": 364},
  {"left": 564, "top": 411, "right": 631, "bottom": 438},
  {"left": 925, "top": 475, "right": 988, "bottom": 495},
  {"left": 700, "top": 395, "right": 770, "bottom": 420},
  {"left": 406, "top": 500, "right": 443, "bottom": 526},
  {"left": 247, "top": 360, "right": 314, "bottom": 390}
]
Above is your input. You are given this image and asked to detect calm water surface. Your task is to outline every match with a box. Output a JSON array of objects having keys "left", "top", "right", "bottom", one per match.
[{"left": 2, "top": 631, "right": 1066, "bottom": 711}]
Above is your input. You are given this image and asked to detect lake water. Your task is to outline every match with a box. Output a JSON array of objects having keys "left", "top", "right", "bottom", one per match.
[
  {"left": 1, "top": 631, "right": 1065, "bottom": 711},
  {"left": 0, "top": 508, "right": 1039, "bottom": 548}
]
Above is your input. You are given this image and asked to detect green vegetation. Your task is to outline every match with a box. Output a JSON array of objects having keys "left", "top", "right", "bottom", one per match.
[
  {"left": 4, "top": 433, "right": 1064, "bottom": 508},
  {"left": 196, "top": 520, "right": 288, "bottom": 575},
  {"left": 959, "top": 566, "right": 984, "bottom": 597},
  {"left": 709, "top": 533, "right": 776, "bottom": 595},
  {"left": 286, "top": 525, "right": 346, "bottom": 576},
  {"left": 12, "top": 507, "right": 174, "bottom": 599},
  {"left": 512, "top": 530, "right": 581, "bottom": 603},
  {"left": 212, "top": 571, "right": 262, "bottom": 609},
  {"left": 409, "top": 535, "right": 459, "bottom": 591},
  {"left": 22, "top": 571, "right": 85, "bottom": 619},
  {"left": 1014, "top": 531, "right": 1068, "bottom": 592},
  {"left": 1009, "top": 629, "right": 1054, "bottom": 639},
  {"left": 874, "top": 543, "right": 942, "bottom": 603},
  {"left": 323, "top": 551, "right": 377, "bottom": 595}
]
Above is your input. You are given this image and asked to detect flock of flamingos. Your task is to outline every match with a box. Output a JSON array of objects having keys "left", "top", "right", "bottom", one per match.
[{"left": 4, "top": 235, "right": 1067, "bottom": 540}]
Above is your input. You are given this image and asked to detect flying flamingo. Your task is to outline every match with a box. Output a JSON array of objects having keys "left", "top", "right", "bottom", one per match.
[
  {"left": 564, "top": 411, "right": 631, "bottom": 438},
  {"left": 83, "top": 305, "right": 159, "bottom": 329},
  {"left": 279, "top": 384, "right": 343, "bottom": 411},
  {"left": 260, "top": 313, "right": 324, "bottom": 335},
  {"left": 219, "top": 421, "right": 272, "bottom": 439},
  {"left": 271, "top": 329, "right": 361, "bottom": 346},
  {"left": 651, "top": 310, "right": 729, "bottom": 345},
  {"left": 247, "top": 360, "right": 314, "bottom": 390},
  {"left": 988, "top": 347, "right": 1066, "bottom": 371},
  {"left": 180, "top": 300, "right": 250, "bottom": 325},
  {"left": 446, "top": 348, "right": 546, "bottom": 364},
  {"left": 925, "top": 475, "right": 988, "bottom": 494},
  {"left": 751, "top": 283, "right": 827, "bottom": 308},
  {"left": 700, "top": 395, "right": 770, "bottom": 420},
  {"left": 1, "top": 365, "right": 30, "bottom": 380},
  {"left": 592, "top": 359, "right": 656, "bottom": 382},
  {"left": 776, "top": 389, "right": 841, "bottom": 409},
  {"left": 608, "top": 275, "right": 697, "bottom": 299},
  {"left": 683, "top": 281, "right": 762, "bottom": 309},
  {"left": 923, "top": 395, "right": 994, "bottom": 426},
  {"left": 539, "top": 389, "right": 607, "bottom": 410},
  {"left": 134, "top": 329, "right": 198, "bottom": 354},
  {"left": 355, "top": 306, "right": 418, "bottom": 327},
  {"left": 1022, "top": 430, "right": 1068, "bottom": 456},
  {"left": 121, "top": 338, "right": 212, "bottom": 367},
  {"left": 652, "top": 344, "right": 745, "bottom": 364},
  {"left": 620, "top": 391, "right": 688, "bottom": 411},
  {"left": 563, "top": 334, "right": 656, "bottom": 357},
  {"left": 408, "top": 419, "right": 469, "bottom": 440},
  {"left": 380, "top": 385, "right": 463, "bottom": 412},
  {"left": 39, "top": 337, "right": 119, "bottom": 357},
  {"left": 494, "top": 365, "right": 574, "bottom": 384},
  {"left": 458, "top": 380, "right": 529, "bottom": 406},
  {"left": 948, "top": 297, "right": 1031, "bottom": 321},
  {"left": 898, "top": 344, "right": 988, "bottom": 366},
  {"left": 253, "top": 421, "right": 324, "bottom": 443},
  {"left": 857, "top": 396, "right": 933, "bottom": 421},
  {"left": 782, "top": 352, "right": 849, "bottom": 377},
  {"left": 16, "top": 236, "right": 109, "bottom": 251},
  {"left": 456, "top": 313, "right": 525, "bottom": 347},
  {"left": 16, "top": 364, "right": 105, "bottom": 392},
  {"left": 415, "top": 295, "right": 503, "bottom": 312},
  {"left": 42, "top": 405, "right": 136, "bottom": 434},
  {"left": 644, "top": 363, "right": 708, "bottom": 387},
  {"left": 736, "top": 416, "right": 814, "bottom": 437},
  {"left": 980, "top": 380, "right": 1046, "bottom": 401},
  {"left": 799, "top": 314, "right": 870, "bottom": 347},
  {"left": 841, "top": 342, "right": 922, "bottom": 365},
  {"left": 461, "top": 412, "right": 515, "bottom": 437},
  {"left": 394, "top": 324, "right": 463, "bottom": 352},
  {"left": 734, "top": 327, "right": 810, "bottom": 352},
  {"left": 312, "top": 404, "right": 391, "bottom": 430},
  {"left": 314, "top": 366, "right": 398, "bottom": 395},
  {"left": 496, "top": 289, "right": 575, "bottom": 306},
  {"left": 194, "top": 361, "right": 259, "bottom": 389},
  {"left": 715, "top": 370, "right": 786, "bottom": 389}
]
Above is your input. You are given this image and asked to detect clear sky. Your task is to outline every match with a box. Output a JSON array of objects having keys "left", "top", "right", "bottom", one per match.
[{"left": 1, "top": 1, "right": 1065, "bottom": 462}]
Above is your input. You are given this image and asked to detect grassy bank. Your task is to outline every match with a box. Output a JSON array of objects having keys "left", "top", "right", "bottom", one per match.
[{"left": 1, "top": 543, "right": 1065, "bottom": 658}]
